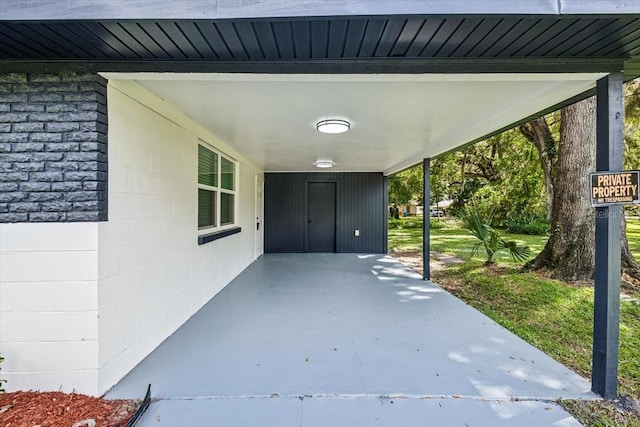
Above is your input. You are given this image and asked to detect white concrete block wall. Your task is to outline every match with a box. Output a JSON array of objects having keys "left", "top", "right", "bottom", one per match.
[
  {"left": 0, "top": 223, "right": 100, "bottom": 394},
  {"left": 0, "top": 80, "right": 263, "bottom": 396},
  {"left": 98, "top": 81, "right": 262, "bottom": 394}
]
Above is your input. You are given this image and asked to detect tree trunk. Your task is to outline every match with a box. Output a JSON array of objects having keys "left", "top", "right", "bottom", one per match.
[
  {"left": 519, "top": 118, "right": 555, "bottom": 221},
  {"left": 460, "top": 147, "right": 468, "bottom": 197},
  {"left": 526, "top": 98, "right": 596, "bottom": 280},
  {"left": 622, "top": 214, "right": 640, "bottom": 286}
]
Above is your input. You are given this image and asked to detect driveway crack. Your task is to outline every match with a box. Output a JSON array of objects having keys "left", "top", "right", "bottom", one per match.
[{"left": 352, "top": 339, "right": 362, "bottom": 365}]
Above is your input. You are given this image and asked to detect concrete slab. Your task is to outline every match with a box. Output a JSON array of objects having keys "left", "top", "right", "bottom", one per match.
[
  {"left": 140, "top": 397, "right": 581, "bottom": 427},
  {"left": 107, "top": 254, "right": 596, "bottom": 425}
]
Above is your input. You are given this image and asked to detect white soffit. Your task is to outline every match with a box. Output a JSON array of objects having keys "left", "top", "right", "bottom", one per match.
[{"left": 104, "top": 73, "right": 605, "bottom": 175}]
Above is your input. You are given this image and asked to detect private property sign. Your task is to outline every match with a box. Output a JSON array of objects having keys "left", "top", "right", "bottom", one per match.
[{"left": 591, "top": 171, "right": 640, "bottom": 206}]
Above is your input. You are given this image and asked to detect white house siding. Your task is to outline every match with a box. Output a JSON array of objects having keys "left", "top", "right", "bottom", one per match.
[
  {"left": 0, "top": 80, "right": 263, "bottom": 396},
  {"left": 0, "top": 222, "right": 100, "bottom": 394},
  {"left": 97, "top": 80, "right": 262, "bottom": 394}
]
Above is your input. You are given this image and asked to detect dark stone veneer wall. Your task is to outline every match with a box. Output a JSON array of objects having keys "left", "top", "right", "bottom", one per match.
[{"left": 0, "top": 72, "right": 107, "bottom": 222}]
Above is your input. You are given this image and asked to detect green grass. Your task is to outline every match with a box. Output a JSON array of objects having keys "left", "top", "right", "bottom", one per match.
[
  {"left": 389, "top": 216, "right": 640, "bottom": 425},
  {"left": 391, "top": 216, "right": 637, "bottom": 262},
  {"left": 389, "top": 217, "right": 547, "bottom": 263},
  {"left": 436, "top": 262, "right": 640, "bottom": 397},
  {"left": 629, "top": 217, "right": 640, "bottom": 260}
]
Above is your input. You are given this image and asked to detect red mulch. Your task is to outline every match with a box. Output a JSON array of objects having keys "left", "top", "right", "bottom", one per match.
[{"left": 0, "top": 391, "right": 139, "bottom": 427}]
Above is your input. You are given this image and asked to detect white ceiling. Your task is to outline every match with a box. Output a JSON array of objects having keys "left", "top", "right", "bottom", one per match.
[{"left": 105, "top": 73, "right": 604, "bottom": 175}]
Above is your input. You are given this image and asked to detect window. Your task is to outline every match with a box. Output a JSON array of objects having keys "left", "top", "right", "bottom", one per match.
[{"left": 198, "top": 142, "right": 237, "bottom": 231}]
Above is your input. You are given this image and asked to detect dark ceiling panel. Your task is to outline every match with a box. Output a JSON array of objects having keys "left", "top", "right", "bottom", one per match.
[
  {"left": 499, "top": 19, "right": 555, "bottom": 57},
  {"left": 561, "top": 19, "right": 631, "bottom": 57},
  {"left": 627, "top": 43, "right": 640, "bottom": 58},
  {"left": 481, "top": 18, "right": 541, "bottom": 57},
  {"left": 327, "top": 19, "right": 349, "bottom": 58},
  {"left": 31, "top": 24, "right": 92, "bottom": 58},
  {"left": 543, "top": 19, "right": 612, "bottom": 57},
  {"left": 137, "top": 22, "right": 187, "bottom": 59},
  {"left": 194, "top": 22, "right": 228, "bottom": 59},
  {"left": 291, "top": 21, "right": 310, "bottom": 59},
  {"left": 579, "top": 19, "right": 640, "bottom": 56},
  {"left": 310, "top": 20, "right": 328, "bottom": 59},
  {"left": 529, "top": 19, "right": 593, "bottom": 56},
  {"left": 404, "top": 18, "right": 444, "bottom": 57},
  {"left": 358, "top": 19, "right": 386, "bottom": 58},
  {"left": 592, "top": 24, "right": 640, "bottom": 57},
  {"left": 0, "top": 14, "right": 639, "bottom": 75},
  {"left": 0, "top": 31, "right": 33, "bottom": 58},
  {"left": 342, "top": 19, "right": 367, "bottom": 57},
  {"left": 0, "top": 43, "right": 18, "bottom": 58},
  {"left": 113, "top": 22, "right": 166, "bottom": 59},
  {"left": 388, "top": 18, "right": 424, "bottom": 57},
  {"left": 436, "top": 18, "right": 482, "bottom": 58},
  {"left": 214, "top": 21, "right": 248, "bottom": 59},
  {"left": 465, "top": 19, "right": 517, "bottom": 57},
  {"left": 8, "top": 23, "right": 78, "bottom": 58},
  {"left": 374, "top": 18, "right": 406, "bottom": 57},
  {"left": 79, "top": 23, "right": 135, "bottom": 59},
  {"left": 161, "top": 22, "right": 203, "bottom": 59},
  {"left": 420, "top": 18, "right": 464, "bottom": 57},
  {"left": 45, "top": 23, "right": 108, "bottom": 59},
  {"left": 234, "top": 21, "right": 265, "bottom": 59},
  {"left": 63, "top": 22, "right": 123, "bottom": 58},
  {"left": 612, "top": 32, "right": 640, "bottom": 57},
  {"left": 0, "top": 25, "right": 48, "bottom": 58},
  {"left": 176, "top": 21, "right": 217, "bottom": 59},
  {"left": 449, "top": 18, "right": 501, "bottom": 58},
  {"left": 271, "top": 21, "right": 295, "bottom": 59},
  {"left": 512, "top": 19, "right": 572, "bottom": 57},
  {"left": 252, "top": 22, "right": 279, "bottom": 59}
]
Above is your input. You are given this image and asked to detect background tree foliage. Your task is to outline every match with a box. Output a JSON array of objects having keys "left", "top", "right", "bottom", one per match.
[
  {"left": 388, "top": 80, "right": 640, "bottom": 233},
  {"left": 395, "top": 129, "right": 549, "bottom": 231},
  {"left": 387, "top": 163, "right": 423, "bottom": 206}
]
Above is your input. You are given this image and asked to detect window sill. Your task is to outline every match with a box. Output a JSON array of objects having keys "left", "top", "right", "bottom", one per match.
[{"left": 197, "top": 227, "right": 241, "bottom": 245}]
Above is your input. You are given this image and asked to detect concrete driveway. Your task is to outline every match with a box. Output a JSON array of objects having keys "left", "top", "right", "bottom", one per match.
[{"left": 107, "top": 253, "right": 595, "bottom": 426}]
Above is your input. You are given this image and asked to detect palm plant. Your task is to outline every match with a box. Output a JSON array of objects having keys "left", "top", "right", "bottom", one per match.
[{"left": 460, "top": 206, "right": 531, "bottom": 264}]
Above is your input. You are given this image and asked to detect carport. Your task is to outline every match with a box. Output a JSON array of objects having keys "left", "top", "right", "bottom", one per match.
[
  {"left": 0, "top": 0, "right": 638, "bottom": 407},
  {"left": 107, "top": 253, "right": 593, "bottom": 426}
]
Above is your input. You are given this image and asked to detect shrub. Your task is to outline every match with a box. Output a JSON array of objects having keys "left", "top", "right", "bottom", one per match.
[
  {"left": 388, "top": 217, "right": 424, "bottom": 230},
  {"left": 505, "top": 213, "right": 550, "bottom": 235},
  {"left": 401, "top": 220, "right": 422, "bottom": 229},
  {"left": 429, "top": 218, "right": 446, "bottom": 229},
  {"left": 388, "top": 218, "right": 402, "bottom": 229},
  {"left": 388, "top": 217, "right": 447, "bottom": 230}
]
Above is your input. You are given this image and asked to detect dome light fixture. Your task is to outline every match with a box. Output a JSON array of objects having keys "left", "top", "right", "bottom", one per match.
[
  {"left": 316, "top": 119, "right": 350, "bottom": 134},
  {"left": 314, "top": 160, "right": 335, "bottom": 168}
]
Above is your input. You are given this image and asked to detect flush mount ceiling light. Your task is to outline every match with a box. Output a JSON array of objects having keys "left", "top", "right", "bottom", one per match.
[
  {"left": 316, "top": 119, "right": 350, "bottom": 134},
  {"left": 314, "top": 160, "right": 335, "bottom": 168}
]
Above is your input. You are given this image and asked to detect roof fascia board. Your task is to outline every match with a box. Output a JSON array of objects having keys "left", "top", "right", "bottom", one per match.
[
  {"left": 0, "top": 0, "right": 613, "bottom": 21},
  {"left": 0, "top": 58, "right": 626, "bottom": 74}
]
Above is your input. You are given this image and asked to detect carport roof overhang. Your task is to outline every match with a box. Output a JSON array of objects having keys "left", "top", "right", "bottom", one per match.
[
  {"left": 102, "top": 72, "right": 606, "bottom": 175},
  {"left": 2, "top": 0, "right": 640, "bottom": 174}
]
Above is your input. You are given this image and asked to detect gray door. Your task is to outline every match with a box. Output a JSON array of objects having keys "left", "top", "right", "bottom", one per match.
[{"left": 307, "top": 182, "right": 336, "bottom": 252}]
